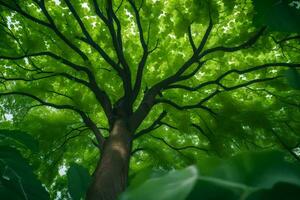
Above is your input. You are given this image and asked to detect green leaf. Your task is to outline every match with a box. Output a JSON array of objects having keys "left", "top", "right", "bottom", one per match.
[
  {"left": 67, "top": 163, "right": 91, "bottom": 200},
  {"left": 188, "top": 151, "right": 300, "bottom": 200},
  {"left": 285, "top": 68, "right": 300, "bottom": 89},
  {"left": 199, "top": 151, "right": 300, "bottom": 188},
  {"left": 120, "top": 166, "right": 198, "bottom": 200},
  {"left": 0, "top": 129, "right": 39, "bottom": 152},
  {"left": 252, "top": 0, "right": 300, "bottom": 33},
  {"left": 247, "top": 182, "right": 300, "bottom": 200},
  {"left": 0, "top": 146, "right": 49, "bottom": 200}
]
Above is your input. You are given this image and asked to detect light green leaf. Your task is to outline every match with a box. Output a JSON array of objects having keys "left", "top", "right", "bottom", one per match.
[{"left": 120, "top": 166, "right": 198, "bottom": 200}]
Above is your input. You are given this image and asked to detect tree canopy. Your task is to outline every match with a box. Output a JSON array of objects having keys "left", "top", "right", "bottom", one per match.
[{"left": 0, "top": 0, "right": 300, "bottom": 199}]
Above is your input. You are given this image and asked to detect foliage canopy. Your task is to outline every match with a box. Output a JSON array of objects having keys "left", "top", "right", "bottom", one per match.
[{"left": 0, "top": 0, "right": 300, "bottom": 198}]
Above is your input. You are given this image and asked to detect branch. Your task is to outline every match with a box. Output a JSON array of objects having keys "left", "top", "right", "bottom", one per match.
[
  {"left": 53, "top": 126, "right": 89, "bottom": 152},
  {"left": 0, "top": 52, "right": 90, "bottom": 74},
  {"left": 0, "top": 74, "right": 62, "bottom": 83},
  {"left": 188, "top": 24, "right": 197, "bottom": 52},
  {"left": 80, "top": 114, "right": 105, "bottom": 150},
  {"left": 134, "top": 111, "right": 167, "bottom": 139},
  {"left": 271, "top": 129, "right": 300, "bottom": 162},
  {"left": 128, "top": 14, "right": 210, "bottom": 131},
  {"left": 195, "top": 12, "right": 213, "bottom": 55},
  {"left": 0, "top": 0, "right": 88, "bottom": 61},
  {"left": 92, "top": 0, "right": 108, "bottom": 23},
  {"left": 156, "top": 76, "right": 280, "bottom": 119},
  {"left": 149, "top": 135, "right": 209, "bottom": 153},
  {"left": 0, "top": 52, "right": 113, "bottom": 122},
  {"left": 0, "top": 91, "right": 105, "bottom": 149},
  {"left": 0, "top": 91, "right": 80, "bottom": 111},
  {"left": 65, "top": 0, "right": 122, "bottom": 76},
  {"left": 199, "top": 27, "right": 267, "bottom": 58},
  {"left": 35, "top": 0, "right": 89, "bottom": 61},
  {"left": 136, "top": 27, "right": 266, "bottom": 100},
  {"left": 191, "top": 123, "right": 211, "bottom": 141},
  {"left": 106, "top": 0, "right": 132, "bottom": 98},
  {"left": 131, "top": 147, "right": 147, "bottom": 156},
  {"left": 0, "top": 1, "right": 49, "bottom": 27},
  {"left": 246, "top": 87, "right": 300, "bottom": 108},
  {"left": 167, "top": 62, "right": 300, "bottom": 91},
  {"left": 154, "top": 98, "right": 217, "bottom": 116},
  {"left": 272, "top": 35, "right": 300, "bottom": 44}
]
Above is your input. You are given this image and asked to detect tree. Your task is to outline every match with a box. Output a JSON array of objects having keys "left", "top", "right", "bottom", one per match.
[{"left": 0, "top": 0, "right": 299, "bottom": 199}]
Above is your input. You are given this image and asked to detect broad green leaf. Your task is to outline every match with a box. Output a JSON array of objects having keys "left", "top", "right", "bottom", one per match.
[
  {"left": 252, "top": 0, "right": 300, "bottom": 32},
  {"left": 0, "top": 146, "right": 49, "bottom": 200},
  {"left": 247, "top": 182, "right": 300, "bottom": 200},
  {"left": 188, "top": 151, "right": 300, "bottom": 200},
  {"left": 120, "top": 166, "right": 198, "bottom": 200},
  {"left": 285, "top": 68, "right": 300, "bottom": 89},
  {"left": 0, "top": 129, "right": 39, "bottom": 152},
  {"left": 197, "top": 151, "right": 300, "bottom": 188},
  {"left": 67, "top": 163, "right": 91, "bottom": 200}
]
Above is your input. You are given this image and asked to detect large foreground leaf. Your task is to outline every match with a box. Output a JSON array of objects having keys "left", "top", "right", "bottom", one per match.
[
  {"left": 67, "top": 163, "right": 91, "bottom": 200},
  {"left": 252, "top": 0, "right": 300, "bottom": 32},
  {"left": 0, "top": 129, "right": 39, "bottom": 152},
  {"left": 120, "top": 166, "right": 198, "bottom": 200},
  {"left": 0, "top": 146, "right": 49, "bottom": 200},
  {"left": 188, "top": 151, "right": 300, "bottom": 200},
  {"left": 123, "top": 151, "right": 300, "bottom": 200}
]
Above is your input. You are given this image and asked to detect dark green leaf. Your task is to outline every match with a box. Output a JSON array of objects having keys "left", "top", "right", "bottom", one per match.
[
  {"left": 67, "top": 163, "right": 91, "bottom": 200},
  {"left": 0, "top": 146, "right": 49, "bottom": 200},
  {"left": 252, "top": 0, "right": 300, "bottom": 32},
  {"left": 285, "top": 68, "right": 300, "bottom": 89},
  {"left": 0, "top": 129, "right": 39, "bottom": 152}
]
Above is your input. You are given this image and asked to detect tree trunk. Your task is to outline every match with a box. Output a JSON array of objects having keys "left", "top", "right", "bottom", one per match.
[{"left": 86, "top": 119, "right": 132, "bottom": 200}]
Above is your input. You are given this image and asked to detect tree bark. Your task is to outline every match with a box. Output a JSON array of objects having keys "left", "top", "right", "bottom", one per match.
[{"left": 86, "top": 119, "right": 132, "bottom": 200}]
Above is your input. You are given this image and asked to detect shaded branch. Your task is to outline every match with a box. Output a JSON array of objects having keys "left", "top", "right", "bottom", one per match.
[
  {"left": 149, "top": 135, "right": 209, "bottom": 153},
  {"left": 154, "top": 98, "right": 217, "bottom": 116},
  {"left": 271, "top": 129, "right": 300, "bottom": 162},
  {"left": 134, "top": 111, "right": 167, "bottom": 139},
  {"left": 191, "top": 123, "right": 211, "bottom": 141},
  {"left": 272, "top": 35, "right": 300, "bottom": 44},
  {"left": 246, "top": 87, "right": 300, "bottom": 108}
]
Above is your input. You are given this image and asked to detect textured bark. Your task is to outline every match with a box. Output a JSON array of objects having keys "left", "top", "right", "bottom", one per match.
[{"left": 86, "top": 119, "right": 132, "bottom": 200}]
